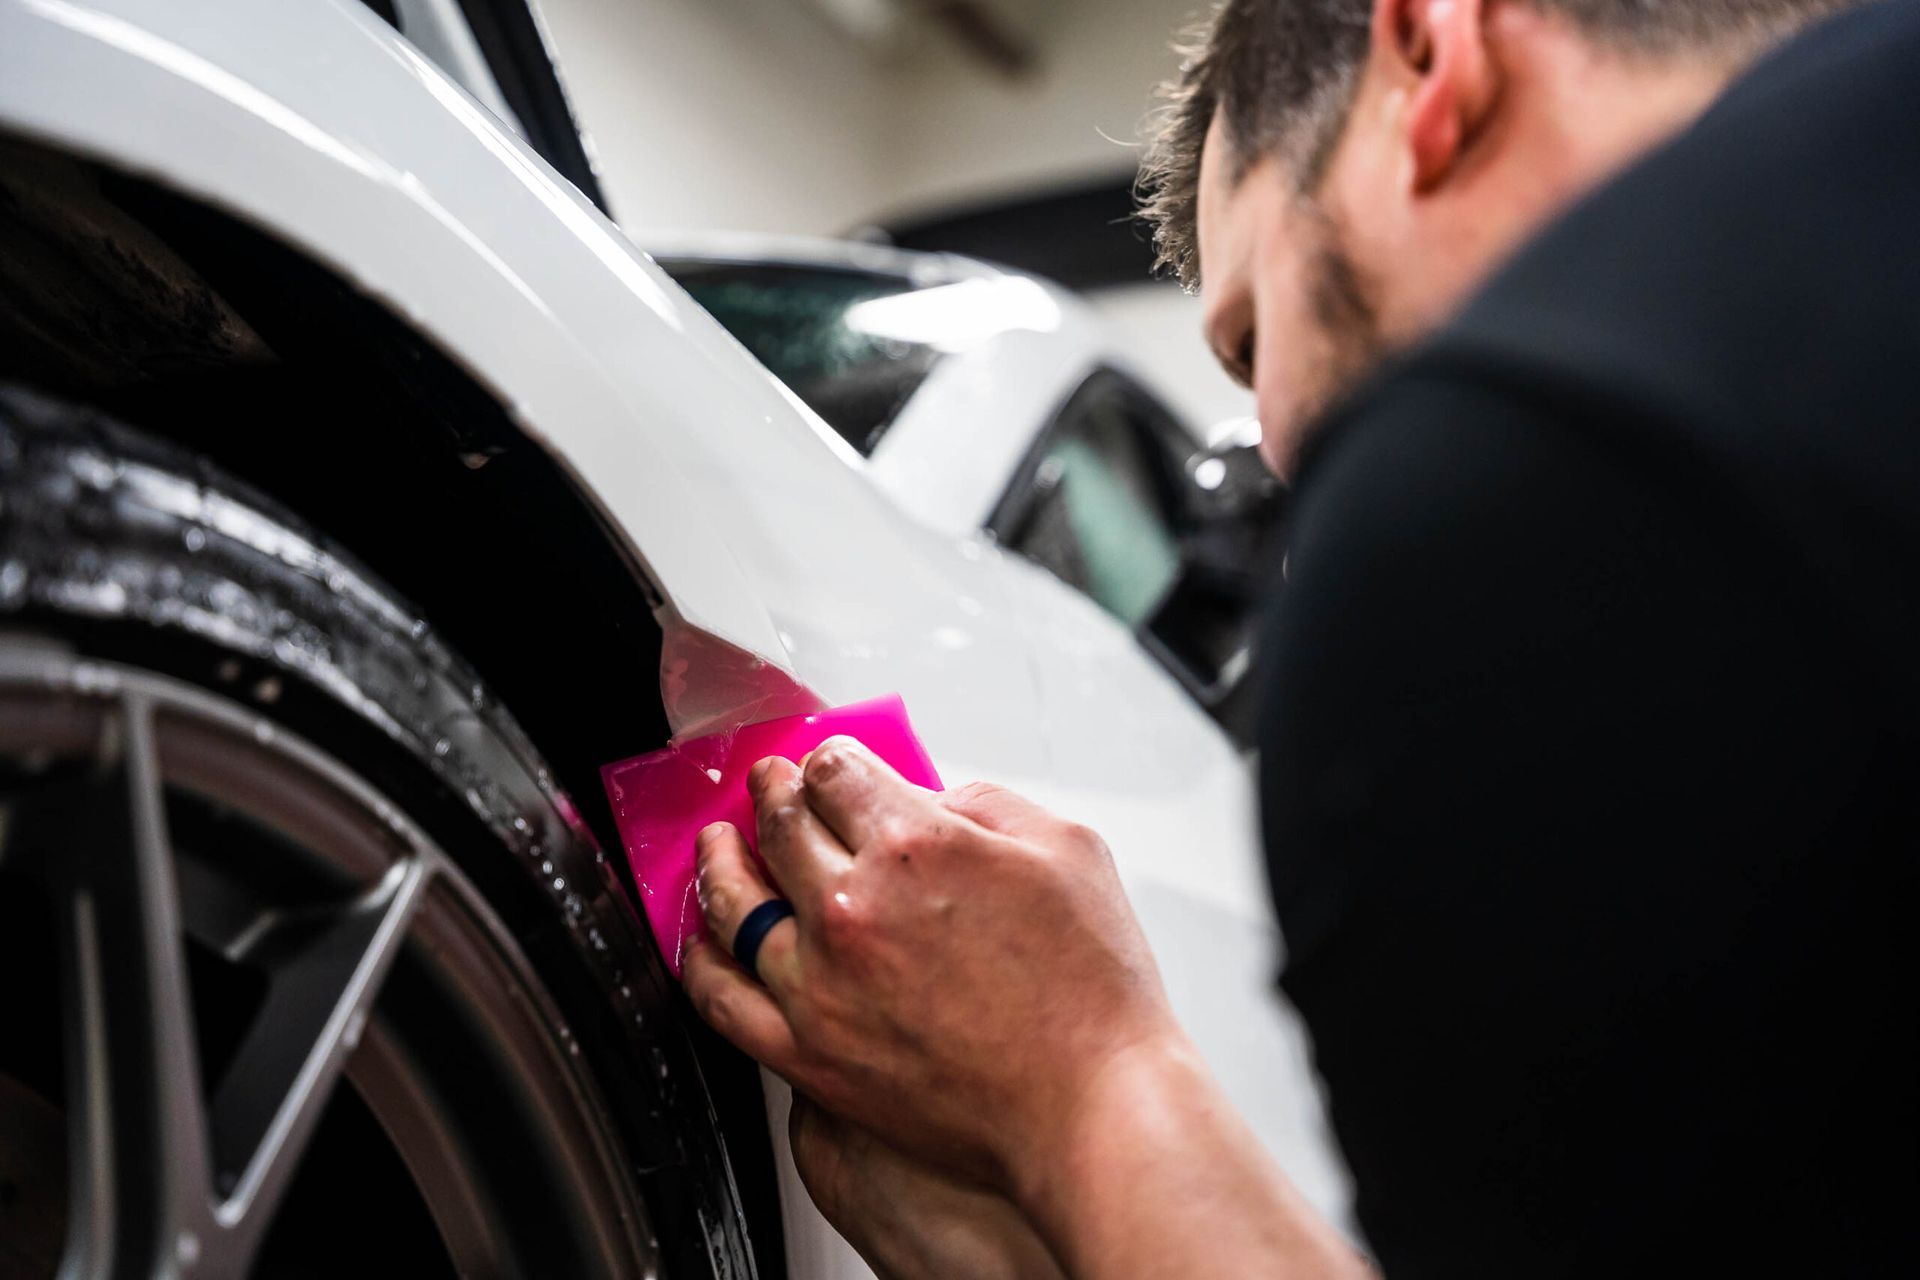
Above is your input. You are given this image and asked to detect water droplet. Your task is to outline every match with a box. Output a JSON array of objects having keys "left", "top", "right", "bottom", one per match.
[
  {"left": 433, "top": 737, "right": 451, "bottom": 758},
  {"left": 183, "top": 527, "right": 206, "bottom": 553},
  {"left": 71, "top": 450, "right": 115, "bottom": 490},
  {"left": 552, "top": 876, "right": 566, "bottom": 891},
  {"left": 252, "top": 675, "right": 282, "bottom": 704},
  {"left": 409, "top": 618, "right": 429, "bottom": 641},
  {"left": 177, "top": 1230, "right": 202, "bottom": 1265},
  {"left": 705, "top": 767, "right": 723, "bottom": 784},
  {"left": 540, "top": 860, "right": 554, "bottom": 875},
  {"left": 252, "top": 721, "right": 274, "bottom": 745}
]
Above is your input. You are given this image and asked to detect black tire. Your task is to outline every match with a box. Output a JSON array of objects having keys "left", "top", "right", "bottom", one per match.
[{"left": 0, "top": 384, "right": 764, "bottom": 1277}]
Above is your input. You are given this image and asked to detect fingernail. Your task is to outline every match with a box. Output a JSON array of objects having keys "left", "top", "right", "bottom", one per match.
[
  {"left": 697, "top": 822, "right": 729, "bottom": 853},
  {"left": 749, "top": 757, "right": 777, "bottom": 787}
]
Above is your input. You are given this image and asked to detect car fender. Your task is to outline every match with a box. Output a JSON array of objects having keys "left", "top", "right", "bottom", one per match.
[{"left": 0, "top": 0, "right": 804, "bottom": 653}]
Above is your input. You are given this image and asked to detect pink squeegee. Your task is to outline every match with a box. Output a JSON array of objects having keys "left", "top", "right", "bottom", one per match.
[{"left": 600, "top": 694, "right": 943, "bottom": 978}]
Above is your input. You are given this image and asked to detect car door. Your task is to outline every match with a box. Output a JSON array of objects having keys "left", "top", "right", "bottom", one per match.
[{"left": 989, "top": 368, "right": 1279, "bottom": 742}]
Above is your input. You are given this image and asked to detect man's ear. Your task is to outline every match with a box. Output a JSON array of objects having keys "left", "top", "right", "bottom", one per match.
[{"left": 1372, "top": 0, "right": 1497, "bottom": 190}]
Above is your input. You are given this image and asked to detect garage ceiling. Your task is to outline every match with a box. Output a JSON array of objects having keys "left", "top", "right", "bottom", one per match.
[{"left": 806, "top": 0, "right": 1042, "bottom": 76}]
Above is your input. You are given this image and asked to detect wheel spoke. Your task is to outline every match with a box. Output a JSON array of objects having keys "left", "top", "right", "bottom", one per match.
[
  {"left": 10, "top": 688, "right": 434, "bottom": 1278},
  {"left": 22, "top": 693, "right": 216, "bottom": 1280},
  {"left": 202, "top": 853, "right": 431, "bottom": 1264}
]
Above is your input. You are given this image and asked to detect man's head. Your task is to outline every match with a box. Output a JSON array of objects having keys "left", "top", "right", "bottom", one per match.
[{"left": 1142, "top": 0, "right": 1849, "bottom": 476}]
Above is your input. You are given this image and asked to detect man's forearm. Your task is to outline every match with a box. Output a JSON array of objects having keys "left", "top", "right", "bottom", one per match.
[{"left": 1016, "top": 1036, "right": 1371, "bottom": 1280}]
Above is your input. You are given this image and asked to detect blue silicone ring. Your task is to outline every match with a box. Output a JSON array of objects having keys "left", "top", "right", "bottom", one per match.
[{"left": 733, "top": 899, "right": 796, "bottom": 984}]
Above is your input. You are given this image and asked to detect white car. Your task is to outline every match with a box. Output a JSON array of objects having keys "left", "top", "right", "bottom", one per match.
[
  {"left": 0, "top": 3, "right": 1350, "bottom": 1278},
  {"left": 644, "top": 232, "right": 1282, "bottom": 739}
]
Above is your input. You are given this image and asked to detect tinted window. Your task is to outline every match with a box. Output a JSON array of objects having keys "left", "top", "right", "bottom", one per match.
[
  {"left": 993, "top": 374, "right": 1185, "bottom": 628},
  {"left": 992, "top": 372, "right": 1284, "bottom": 741},
  {"left": 659, "top": 262, "right": 943, "bottom": 456}
]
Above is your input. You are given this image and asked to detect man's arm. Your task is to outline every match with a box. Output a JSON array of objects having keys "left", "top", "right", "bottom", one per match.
[{"left": 683, "top": 763, "right": 1369, "bottom": 1280}]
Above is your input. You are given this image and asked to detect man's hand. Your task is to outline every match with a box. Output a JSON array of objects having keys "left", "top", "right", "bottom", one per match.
[
  {"left": 683, "top": 737, "right": 1183, "bottom": 1192},
  {"left": 787, "top": 1093, "right": 1065, "bottom": 1280},
  {"left": 684, "top": 738, "right": 1370, "bottom": 1280}
]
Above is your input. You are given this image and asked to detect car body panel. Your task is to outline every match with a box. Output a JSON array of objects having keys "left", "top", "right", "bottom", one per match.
[{"left": 0, "top": 1, "right": 1353, "bottom": 1269}]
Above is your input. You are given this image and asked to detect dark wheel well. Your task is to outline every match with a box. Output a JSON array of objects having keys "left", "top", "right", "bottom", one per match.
[{"left": 0, "top": 135, "right": 784, "bottom": 1274}]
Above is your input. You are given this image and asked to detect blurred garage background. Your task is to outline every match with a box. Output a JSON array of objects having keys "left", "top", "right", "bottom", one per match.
[{"left": 534, "top": 0, "right": 1254, "bottom": 434}]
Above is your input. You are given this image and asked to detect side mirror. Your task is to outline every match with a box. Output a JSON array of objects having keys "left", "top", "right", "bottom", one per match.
[{"left": 1138, "top": 438, "right": 1285, "bottom": 744}]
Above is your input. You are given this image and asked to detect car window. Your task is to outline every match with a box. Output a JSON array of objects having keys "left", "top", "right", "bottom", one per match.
[
  {"left": 992, "top": 374, "right": 1185, "bottom": 629},
  {"left": 657, "top": 261, "right": 944, "bottom": 456}
]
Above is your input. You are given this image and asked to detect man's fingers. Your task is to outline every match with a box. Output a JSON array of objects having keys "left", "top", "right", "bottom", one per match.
[
  {"left": 696, "top": 821, "right": 801, "bottom": 993},
  {"left": 683, "top": 935, "right": 800, "bottom": 1072},
  {"left": 749, "top": 755, "right": 854, "bottom": 896},
  {"left": 800, "top": 736, "right": 939, "bottom": 854}
]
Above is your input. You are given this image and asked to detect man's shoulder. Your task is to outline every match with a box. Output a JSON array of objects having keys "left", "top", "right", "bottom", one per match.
[
  {"left": 1420, "top": 0, "right": 1920, "bottom": 469},
  {"left": 1295, "top": 1, "right": 1920, "bottom": 716}
]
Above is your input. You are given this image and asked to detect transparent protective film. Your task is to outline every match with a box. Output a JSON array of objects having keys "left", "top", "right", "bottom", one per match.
[{"left": 601, "top": 694, "right": 943, "bottom": 977}]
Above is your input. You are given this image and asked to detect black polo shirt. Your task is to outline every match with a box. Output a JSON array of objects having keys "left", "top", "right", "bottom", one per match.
[{"left": 1257, "top": 4, "right": 1920, "bottom": 1275}]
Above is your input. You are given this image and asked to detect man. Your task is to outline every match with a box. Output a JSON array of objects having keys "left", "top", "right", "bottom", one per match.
[{"left": 686, "top": 0, "right": 1918, "bottom": 1274}]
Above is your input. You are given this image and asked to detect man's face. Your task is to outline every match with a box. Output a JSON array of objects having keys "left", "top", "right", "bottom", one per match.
[
  {"left": 1196, "top": 114, "right": 1386, "bottom": 478},
  {"left": 1191, "top": 2, "right": 1742, "bottom": 481}
]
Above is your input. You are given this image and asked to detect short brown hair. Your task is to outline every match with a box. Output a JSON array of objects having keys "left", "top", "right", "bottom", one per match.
[{"left": 1138, "top": 0, "right": 1853, "bottom": 289}]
